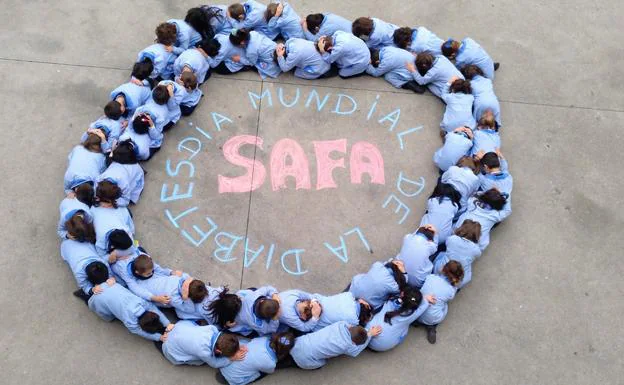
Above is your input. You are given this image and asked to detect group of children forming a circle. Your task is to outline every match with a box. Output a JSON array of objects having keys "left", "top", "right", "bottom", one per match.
[{"left": 59, "top": 2, "right": 512, "bottom": 384}]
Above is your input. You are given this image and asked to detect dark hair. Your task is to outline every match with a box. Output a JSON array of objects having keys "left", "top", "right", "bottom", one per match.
[
  {"left": 416, "top": 226, "right": 435, "bottom": 241},
  {"left": 229, "top": 28, "right": 250, "bottom": 46},
  {"left": 206, "top": 287, "right": 242, "bottom": 328},
  {"left": 454, "top": 219, "right": 481, "bottom": 243},
  {"left": 65, "top": 212, "right": 96, "bottom": 243},
  {"left": 385, "top": 261, "right": 407, "bottom": 290},
  {"left": 393, "top": 27, "right": 412, "bottom": 49},
  {"left": 442, "top": 260, "right": 464, "bottom": 287},
  {"left": 104, "top": 100, "right": 123, "bottom": 120},
  {"left": 107, "top": 229, "right": 132, "bottom": 253},
  {"left": 180, "top": 71, "right": 198, "bottom": 91},
  {"left": 449, "top": 78, "right": 472, "bottom": 94},
  {"left": 228, "top": 3, "right": 245, "bottom": 20},
  {"left": 133, "top": 254, "right": 154, "bottom": 275},
  {"left": 352, "top": 17, "right": 374, "bottom": 38},
  {"left": 189, "top": 279, "right": 208, "bottom": 303},
  {"left": 215, "top": 333, "right": 240, "bottom": 357},
  {"left": 298, "top": 300, "right": 313, "bottom": 321},
  {"left": 132, "top": 114, "right": 151, "bottom": 135},
  {"left": 429, "top": 182, "right": 462, "bottom": 208},
  {"left": 481, "top": 152, "right": 501, "bottom": 170},
  {"left": 155, "top": 22, "right": 177, "bottom": 46},
  {"left": 461, "top": 64, "right": 484, "bottom": 80},
  {"left": 111, "top": 139, "right": 138, "bottom": 164},
  {"left": 257, "top": 298, "right": 280, "bottom": 320},
  {"left": 86, "top": 261, "right": 109, "bottom": 285},
  {"left": 138, "top": 311, "right": 167, "bottom": 335},
  {"left": 316, "top": 36, "right": 333, "bottom": 53},
  {"left": 349, "top": 325, "right": 368, "bottom": 345},
  {"left": 477, "top": 188, "right": 507, "bottom": 211},
  {"left": 270, "top": 332, "right": 295, "bottom": 360},
  {"left": 202, "top": 38, "right": 222, "bottom": 57},
  {"left": 152, "top": 85, "right": 170, "bottom": 105},
  {"left": 456, "top": 155, "right": 479, "bottom": 175},
  {"left": 384, "top": 286, "right": 423, "bottom": 325},
  {"left": 185, "top": 7, "right": 218, "bottom": 39},
  {"left": 264, "top": 3, "right": 278, "bottom": 21},
  {"left": 132, "top": 61, "right": 154, "bottom": 81},
  {"left": 369, "top": 48, "right": 380, "bottom": 68},
  {"left": 95, "top": 180, "right": 122, "bottom": 207},
  {"left": 358, "top": 302, "right": 373, "bottom": 326},
  {"left": 415, "top": 52, "right": 434, "bottom": 76},
  {"left": 74, "top": 182, "right": 95, "bottom": 207},
  {"left": 305, "top": 14, "right": 324, "bottom": 34},
  {"left": 82, "top": 133, "right": 102, "bottom": 153},
  {"left": 441, "top": 39, "right": 461, "bottom": 58}
]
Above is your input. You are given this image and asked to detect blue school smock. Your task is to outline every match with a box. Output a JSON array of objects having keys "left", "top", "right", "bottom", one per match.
[
  {"left": 478, "top": 159, "right": 513, "bottom": 195},
  {"left": 208, "top": 33, "right": 249, "bottom": 72},
  {"left": 88, "top": 282, "right": 170, "bottom": 341},
  {"left": 303, "top": 13, "right": 351, "bottom": 42},
  {"left": 162, "top": 320, "right": 231, "bottom": 367},
  {"left": 60, "top": 239, "right": 110, "bottom": 295},
  {"left": 433, "top": 235, "right": 481, "bottom": 289},
  {"left": 277, "top": 38, "right": 330, "bottom": 79},
  {"left": 454, "top": 196, "right": 512, "bottom": 251},
  {"left": 364, "top": 18, "right": 398, "bottom": 50},
  {"left": 471, "top": 75, "right": 501, "bottom": 126},
  {"left": 433, "top": 131, "right": 473, "bottom": 172},
  {"left": 396, "top": 232, "right": 438, "bottom": 288},
  {"left": 313, "top": 292, "right": 360, "bottom": 331},
  {"left": 133, "top": 101, "right": 168, "bottom": 148},
  {"left": 290, "top": 321, "right": 369, "bottom": 370},
  {"left": 349, "top": 261, "right": 401, "bottom": 311},
  {"left": 440, "top": 89, "right": 477, "bottom": 132},
  {"left": 419, "top": 197, "right": 459, "bottom": 243},
  {"left": 157, "top": 80, "right": 187, "bottom": 124},
  {"left": 366, "top": 297, "right": 429, "bottom": 352},
  {"left": 411, "top": 56, "right": 464, "bottom": 98},
  {"left": 63, "top": 145, "right": 106, "bottom": 193},
  {"left": 322, "top": 31, "right": 370, "bottom": 77},
  {"left": 408, "top": 27, "right": 444, "bottom": 56},
  {"left": 132, "top": 273, "right": 189, "bottom": 309},
  {"left": 137, "top": 43, "right": 176, "bottom": 80},
  {"left": 267, "top": 2, "right": 304, "bottom": 40},
  {"left": 441, "top": 165, "right": 480, "bottom": 213},
  {"left": 232, "top": 1, "right": 272, "bottom": 38},
  {"left": 110, "top": 252, "right": 171, "bottom": 300},
  {"left": 109, "top": 82, "right": 151, "bottom": 117},
  {"left": 91, "top": 206, "right": 134, "bottom": 256},
  {"left": 204, "top": 5, "right": 233, "bottom": 35},
  {"left": 97, "top": 161, "right": 145, "bottom": 207},
  {"left": 245, "top": 31, "right": 280, "bottom": 79},
  {"left": 470, "top": 128, "right": 501, "bottom": 156},
  {"left": 278, "top": 289, "right": 320, "bottom": 332},
  {"left": 57, "top": 197, "right": 93, "bottom": 239},
  {"left": 221, "top": 337, "right": 277, "bottom": 385},
  {"left": 365, "top": 46, "right": 414, "bottom": 88},
  {"left": 81, "top": 116, "right": 123, "bottom": 153},
  {"left": 229, "top": 286, "right": 280, "bottom": 336},
  {"left": 175, "top": 286, "right": 224, "bottom": 323},
  {"left": 118, "top": 126, "right": 151, "bottom": 161},
  {"left": 168, "top": 19, "right": 203, "bottom": 53},
  {"left": 454, "top": 38, "right": 495, "bottom": 80},
  {"left": 417, "top": 274, "right": 457, "bottom": 326},
  {"left": 174, "top": 48, "right": 210, "bottom": 84}
]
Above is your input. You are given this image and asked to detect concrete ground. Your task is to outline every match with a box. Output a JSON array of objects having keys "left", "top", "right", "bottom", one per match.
[{"left": 1, "top": 0, "right": 623, "bottom": 384}]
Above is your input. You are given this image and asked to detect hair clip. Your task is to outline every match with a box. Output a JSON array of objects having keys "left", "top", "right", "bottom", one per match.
[
  {"left": 231, "top": 28, "right": 238, "bottom": 36},
  {"left": 443, "top": 39, "right": 454, "bottom": 49},
  {"left": 279, "top": 336, "right": 291, "bottom": 346}
]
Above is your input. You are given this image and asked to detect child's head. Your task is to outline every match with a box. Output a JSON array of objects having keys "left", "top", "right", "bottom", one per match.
[
  {"left": 352, "top": 17, "right": 374, "bottom": 40},
  {"left": 415, "top": 52, "right": 434, "bottom": 76},
  {"left": 349, "top": 325, "right": 368, "bottom": 345},
  {"left": 215, "top": 333, "right": 240, "bottom": 357},
  {"left": 265, "top": 3, "right": 278, "bottom": 21},
  {"left": 257, "top": 297, "right": 280, "bottom": 320},
  {"left": 481, "top": 151, "right": 501, "bottom": 172},
  {"left": 188, "top": 279, "right": 208, "bottom": 303},
  {"left": 206, "top": 287, "right": 242, "bottom": 328},
  {"left": 317, "top": 35, "right": 333, "bottom": 53},
  {"left": 393, "top": 27, "right": 413, "bottom": 49},
  {"left": 138, "top": 311, "right": 166, "bottom": 335},
  {"left": 478, "top": 110, "right": 497, "bottom": 130},
  {"left": 442, "top": 260, "right": 464, "bottom": 287},
  {"left": 429, "top": 182, "right": 462, "bottom": 208},
  {"left": 454, "top": 219, "right": 481, "bottom": 243},
  {"left": 270, "top": 332, "right": 295, "bottom": 360},
  {"left": 74, "top": 182, "right": 95, "bottom": 207},
  {"left": 82, "top": 133, "right": 102, "bottom": 153},
  {"left": 132, "top": 60, "right": 154, "bottom": 81},
  {"left": 155, "top": 22, "right": 177, "bottom": 46},
  {"left": 477, "top": 188, "right": 507, "bottom": 211},
  {"left": 152, "top": 85, "right": 170, "bottom": 105},
  {"left": 133, "top": 253, "right": 154, "bottom": 278},
  {"left": 384, "top": 286, "right": 423, "bottom": 325},
  {"left": 185, "top": 8, "right": 210, "bottom": 37},
  {"left": 107, "top": 229, "right": 133, "bottom": 253},
  {"left": 296, "top": 300, "right": 313, "bottom": 321},
  {"left": 416, "top": 226, "right": 436, "bottom": 241},
  {"left": 111, "top": 139, "right": 138, "bottom": 165},
  {"left": 441, "top": 39, "right": 461, "bottom": 59},
  {"left": 132, "top": 113, "right": 151, "bottom": 135},
  {"left": 180, "top": 71, "right": 198, "bottom": 91},
  {"left": 305, "top": 14, "right": 324, "bottom": 34},
  {"left": 369, "top": 48, "right": 380, "bottom": 68},
  {"left": 65, "top": 212, "right": 96, "bottom": 243},
  {"left": 104, "top": 100, "right": 123, "bottom": 120},
  {"left": 86, "top": 261, "right": 109, "bottom": 285},
  {"left": 95, "top": 180, "right": 122, "bottom": 207},
  {"left": 456, "top": 155, "right": 479, "bottom": 175},
  {"left": 449, "top": 78, "right": 472, "bottom": 94},
  {"left": 202, "top": 38, "right": 222, "bottom": 57},
  {"left": 461, "top": 64, "right": 484, "bottom": 80},
  {"left": 229, "top": 28, "right": 250, "bottom": 47},
  {"left": 358, "top": 302, "right": 373, "bottom": 326},
  {"left": 227, "top": 3, "right": 246, "bottom": 21}
]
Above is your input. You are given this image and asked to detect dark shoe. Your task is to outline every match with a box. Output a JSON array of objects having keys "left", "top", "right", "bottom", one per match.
[
  {"left": 494, "top": 62, "right": 500, "bottom": 71},
  {"left": 215, "top": 371, "right": 228, "bottom": 385},
  {"left": 73, "top": 289, "right": 91, "bottom": 305},
  {"left": 426, "top": 325, "right": 437, "bottom": 344},
  {"left": 154, "top": 341, "right": 164, "bottom": 356},
  {"left": 401, "top": 80, "right": 426, "bottom": 94}
]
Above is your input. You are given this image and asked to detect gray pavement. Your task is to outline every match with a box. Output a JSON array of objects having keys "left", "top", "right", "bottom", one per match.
[{"left": 1, "top": 1, "right": 623, "bottom": 384}]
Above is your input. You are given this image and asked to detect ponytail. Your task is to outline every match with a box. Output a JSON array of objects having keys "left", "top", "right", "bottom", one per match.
[
  {"left": 385, "top": 261, "right": 407, "bottom": 291},
  {"left": 383, "top": 287, "right": 422, "bottom": 325},
  {"left": 205, "top": 287, "right": 242, "bottom": 328}
]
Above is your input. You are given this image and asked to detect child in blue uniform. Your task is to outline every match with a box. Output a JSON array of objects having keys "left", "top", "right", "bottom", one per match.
[
  {"left": 97, "top": 140, "right": 145, "bottom": 206},
  {"left": 156, "top": 79, "right": 187, "bottom": 129},
  {"left": 405, "top": 52, "right": 464, "bottom": 98},
  {"left": 57, "top": 194, "right": 94, "bottom": 240},
  {"left": 227, "top": 1, "right": 272, "bottom": 38},
  {"left": 302, "top": 13, "right": 351, "bottom": 42},
  {"left": 367, "top": 46, "right": 426, "bottom": 93},
  {"left": 470, "top": 111, "right": 501, "bottom": 156},
  {"left": 440, "top": 78, "right": 476, "bottom": 133},
  {"left": 229, "top": 29, "right": 281, "bottom": 79},
  {"left": 393, "top": 26, "right": 444, "bottom": 56},
  {"left": 173, "top": 42, "right": 211, "bottom": 85},
  {"left": 228, "top": 286, "right": 281, "bottom": 337},
  {"left": 91, "top": 181, "right": 135, "bottom": 256},
  {"left": 395, "top": 225, "right": 438, "bottom": 288},
  {"left": 313, "top": 292, "right": 373, "bottom": 331},
  {"left": 80, "top": 101, "right": 124, "bottom": 154},
  {"left": 185, "top": 5, "right": 232, "bottom": 38},
  {"left": 475, "top": 150, "right": 513, "bottom": 195},
  {"left": 318, "top": 31, "right": 371, "bottom": 78},
  {"left": 462, "top": 64, "right": 501, "bottom": 127},
  {"left": 204, "top": 287, "right": 244, "bottom": 329},
  {"left": 265, "top": 2, "right": 304, "bottom": 40},
  {"left": 433, "top": 220, "right": 482, "bottom": 289},
  {"left": 60, "top": 239, "right": 111, "bottom": 297},
  {"left": 109, "top": 76, "right": 152, "bottom": 119},
  {"left": 176, "top": 72, "right": 202, "bottom": 116},
  {"left": 433, "top": 126, "right": 474, "bottom": 172},
  {"left": 167, "top": 19, "right": 203, "bottom": 52},
  {"left": 440, "top": 156, "right": 480, "bottom": 214},
  {"left": 348, "top": 259, "right": 407, "bottom": 311},
  {"left": 442, "top": 38, "right": 499, "bottom": 79},
  {"left": 417, "top": 260, "right": 464, "bottom": 344},
  {"left": 419, "top": 183, "right": 462, "bottom": 243},
  {"left": 352, "top": 17, "right": 398, "bottom": 49},
  {"left": 63, "top": 135, "right": 107, "bottom": 194},
  {"left": 207, "top": 34, "right": 253, "bottom": 75},
  {"left": 278, "top": 289, "right": 322, "bottom": 332},
  {"left": 138, "top": 23, "right": 179, "bottom": 80},
  {"left": 366, "top": 286, "right": 430, "bottom": 351},
  {"left": 118, "top": 114, "right": 160, "bottom": 161},
  {"left": 275, "top": 38, "right": 334, "bottom": 79}
]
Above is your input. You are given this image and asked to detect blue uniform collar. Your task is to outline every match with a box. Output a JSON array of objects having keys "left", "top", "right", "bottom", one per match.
[
  {"left": 487, "top": 171, "right": 508, "bottom": 180},
  {"left": 253, "top": 296, "right": 269, "bottom": 326},
  {"left": 243, "top": 3, "right": 251, "bottom": 19},
  {"left": 458, "top": 39, "right": 467, "bottom": 54},
  {"left": 454, "top": 131, "right": 471, "bottom": 140},
  {"left": 411, "top": 28, "right": 418, "bottom": 42},
  {"left": 320, "top": 14, "right": 328, "bottom": 27},
  {"left": 69, "top": 178, "right": 93, "bottom": 190},
  {"left": 210, "top": 331, "right": 221, "bottom": 355}
]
